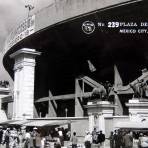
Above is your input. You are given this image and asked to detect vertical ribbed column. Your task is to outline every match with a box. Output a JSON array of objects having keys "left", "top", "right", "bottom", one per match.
[
  {"left": 88, "top": 113, "right": 95, "bottom": 133},
  {"left": 10, "top": 48, "right": 41, "bottom": 120},
  {"left": 98, "top": 114, "right": 105, "bottom": 133}
]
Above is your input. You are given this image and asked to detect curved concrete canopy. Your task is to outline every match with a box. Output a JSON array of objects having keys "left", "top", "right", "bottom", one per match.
[
  {"left": 34, "top": 0, "right": 140, "bottom": 32},
  {"left": 3, "top": 0, "right": 144, "bottom": 79},
  {"left": 3, "top": 0, "right": 141, "bottom": 54}
]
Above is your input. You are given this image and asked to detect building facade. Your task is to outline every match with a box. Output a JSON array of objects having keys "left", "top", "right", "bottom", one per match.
[{"left": 2, "top": 0, "right": 148, "bottom": 137}]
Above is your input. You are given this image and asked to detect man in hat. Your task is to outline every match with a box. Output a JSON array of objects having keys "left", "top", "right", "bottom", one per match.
[
  {"left": 92, "top": 128, "right": 98, "bottom": 144},
  {"left": 3, "top": 128, "right": 10, "bottom": 148},
  {"left": 122, "top": 131, "right": 133, "bottom": 148},
  {"left": 32, "top": 127, "right": 38, "bottom": 147},
  {"left": 84, "top": 131, "right": 92, "bottom": 148},
  {"left": 9, "top": 128, "right": 19, "bottom": 148},
  {"left": 97, "top": 131, "right": 105, "bottom": 147}
]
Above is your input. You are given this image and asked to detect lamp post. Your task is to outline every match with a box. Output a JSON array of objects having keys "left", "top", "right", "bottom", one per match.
[{"left": 65, "top": 108, "right": 68, "bottom": 117}]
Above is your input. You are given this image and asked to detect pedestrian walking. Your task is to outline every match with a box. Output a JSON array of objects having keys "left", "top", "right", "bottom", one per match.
[
  {"left": 109, "top": 131, "right": 114, "bottom": 148},
  {"left": 84, "top": 131, "right": 92, "bottom": 148},
  {"left": 92, "top": 128, "right": 98, "bottom": 144},
  {"left": 44, "top": 134, "right": 53, "bottom": 148},
  {"left": 10, "top": 128, "right": 19, "bottom": 148},
  {"left": 29, "top": 132, "right": 34, "bottom": 148},
  {"left": 0, "top": 127, "right": 3, "bottom": 145},
  {"left": 122, "top": 131, "right": 133, "bottom": 148},
  {"left": 18, "top": 131, "right": 24, "bottom": 148},
  {"left": 54, "top": 137, "right": 61, "bottom": 148},
  {"left": 41, "top": 137, "right": 45, "bottom": 148},
  {"left": 32, "top": 127, "right": 38, "bottom": 147},
  {"left": 138, "top": 133, "right": 148, "bottom": 148},
  {"left": 97, "top": 130, "right": 105, "bottom": 147},
  {"left": 24, "top": 130, "right": 31, "bottom": 148},
  {"left": 3, "top": 128, "right": 10, "bottom": 148},
  {"left": 58, "top": 128, "right": 64, "bottom": 146},
  {"left": 70, "top": 132, "right": 78, "bottom": 148},
  {"left": 35, "top": 132, "right": 42, "bottom": 148},
  {"left": 114, "top": 130, "right": 123, "bottom": 148}
]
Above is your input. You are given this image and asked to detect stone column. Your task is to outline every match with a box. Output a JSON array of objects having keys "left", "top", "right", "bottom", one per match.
[
  {"left": 88, "top": 113, "right": 95, "bottom": 133},
  {"left": 85, "top": 101, "right": 114, "bottom": 134},
  {"left": 98, "top": 113, "right": 105, "bottom": 133},
  {"left": 126, "top": 99, "right": 148, "bottom": 121},
  {"left": 10, "top": 48, "right": 41, "bottom": 120}
]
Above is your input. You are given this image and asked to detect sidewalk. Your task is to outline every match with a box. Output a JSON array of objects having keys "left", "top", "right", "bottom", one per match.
[
  {"left": 63, "top": 140, "right": 110, "bottom": 148},
  {"left": 0, "top": 144, "right": 5, "bottom": 148}
]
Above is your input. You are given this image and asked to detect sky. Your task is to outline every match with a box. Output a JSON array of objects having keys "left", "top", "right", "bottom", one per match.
[{"left": 0, "top": 0, "right": 53, "bottom": 84}]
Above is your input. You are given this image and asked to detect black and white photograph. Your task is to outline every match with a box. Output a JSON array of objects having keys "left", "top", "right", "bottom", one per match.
[{"left": 0, "top": 0, "right": 148, "bottom": 147}]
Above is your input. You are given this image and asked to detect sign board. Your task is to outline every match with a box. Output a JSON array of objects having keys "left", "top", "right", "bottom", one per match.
[{"left": 3, "top": 15, "right": 35, "bottom": 54}]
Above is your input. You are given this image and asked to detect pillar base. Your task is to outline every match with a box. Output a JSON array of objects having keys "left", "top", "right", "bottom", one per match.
[
  {"left": 126, "top": 98, "right": 148, "bottom": 121},
  {"left": 10, "top": 48, "right": 41, "bottom": 120},
  {"left": 85, "top": 100, "right": 115, "bottom": 133}
]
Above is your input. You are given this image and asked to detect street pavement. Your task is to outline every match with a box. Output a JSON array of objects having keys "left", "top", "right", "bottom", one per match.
[
  {"left": 0, "top": 139, "right": 138, "bottom": 148},
  {"left": 0, "top": 144, "right": 5, "bottom": 148}
]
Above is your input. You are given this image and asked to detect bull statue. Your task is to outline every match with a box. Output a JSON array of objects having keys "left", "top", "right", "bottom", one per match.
[
  {"left": 91, "top": 86, "right": 107, "bottom": 101},
  {"left": 129, "top": 79, "right": 148, "bottom": 99},
  {"left": 90, "top": 81, "right": 112, "bottom": 101}
]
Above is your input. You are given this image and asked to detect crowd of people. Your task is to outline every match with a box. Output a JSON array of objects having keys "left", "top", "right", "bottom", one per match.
[
  {"left": 0, "top": 126, "right": 71, "bottom": 148},
  {"left": 0, "top": 125, "right": 107, "bottom": 148},
  {"left": 70, "top": 128, "right": 105, "bottom": 148},
  {"left": 109, "top": 129, "right": 148, "bottom": 148},
  {"left": 70, "top": 128, "right": 148, "bottom": 148},
  {"left": 1, "top": 125, "right": 148, "bottom": 148}
]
